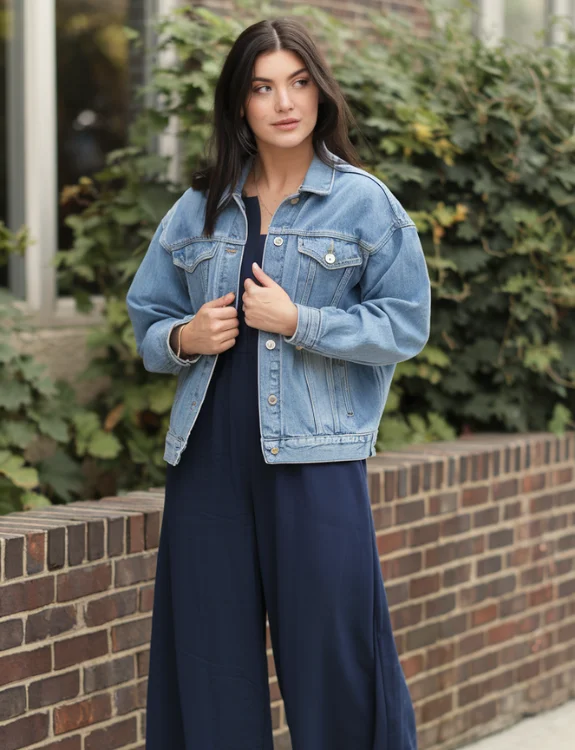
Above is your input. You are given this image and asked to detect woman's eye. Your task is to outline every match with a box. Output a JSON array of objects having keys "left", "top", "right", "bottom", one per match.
[{"left": 253, "top": 79, "right": 310, "bottom": 94}]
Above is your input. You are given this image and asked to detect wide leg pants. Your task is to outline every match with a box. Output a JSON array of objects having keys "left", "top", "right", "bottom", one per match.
[{"left": 145, "top": 359, "right": 417, "bottom": 748}]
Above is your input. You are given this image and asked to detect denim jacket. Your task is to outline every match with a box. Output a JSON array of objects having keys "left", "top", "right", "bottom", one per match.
[{"left": 126, "top": 145, "right": 431, "bottom": 466}]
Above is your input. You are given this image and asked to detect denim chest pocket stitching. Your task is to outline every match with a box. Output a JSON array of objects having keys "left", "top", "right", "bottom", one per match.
[
  {"left": 171, "top": 241, "right": 219, "bottom": 274},
  {"left": 297, "top": 236, "right": 363, "bottom": 270},
  {"left": 296, "top": 236, "right": 364, "bottom": 307}
]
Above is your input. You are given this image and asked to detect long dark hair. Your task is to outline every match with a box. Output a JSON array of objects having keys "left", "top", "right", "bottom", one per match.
[{"left": 191, "top": 17, "right": 364, "bottom": 237}]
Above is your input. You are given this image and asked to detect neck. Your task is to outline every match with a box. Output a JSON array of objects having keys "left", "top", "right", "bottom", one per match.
[{"left": 251, "top": 139, "right": 314, "bottom": 194}]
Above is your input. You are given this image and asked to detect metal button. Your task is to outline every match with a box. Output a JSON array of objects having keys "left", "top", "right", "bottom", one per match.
[
  {"left": 290, "top": 197, "right": 299, "bottom": 204},
  {"left": 273, "top": 237, "right": 284, "bottom": 246},
  {"left": 295, "top": 345, "right": 303, "bottom": 350},
  {"left": 270, "top": 447, "right": 279, "bottom": 455},
  {"left": 265, "top": 339, "right": 276, "bottom": 350},
  {"left": 325, "top": 253, "right": 335, "bottom": 264},
  {"left": 268, "top": 394, "right": 278, "bottom": 405}
]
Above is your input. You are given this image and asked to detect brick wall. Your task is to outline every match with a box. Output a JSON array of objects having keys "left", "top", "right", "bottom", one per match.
[{"left": 0, "top": 432, "right": 574, "bottom": 749}]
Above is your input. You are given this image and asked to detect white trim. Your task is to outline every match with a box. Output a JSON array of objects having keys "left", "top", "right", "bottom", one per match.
[
  {"left": 156, "top": 0, "right": 181, "bottom": 184},
  {"left": 478, "top": 0, "right": 505, "bottom": 45},
  {"left": 21, "top": 0, "right": 58, "bottom": 314},
  {"left": 550, "top": 0, "right": 573, "bottom": 44}
]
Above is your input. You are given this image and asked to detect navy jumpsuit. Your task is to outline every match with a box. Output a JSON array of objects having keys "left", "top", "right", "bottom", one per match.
[{"left": 145, "top": 195, "right": 418, "bottom": 750}]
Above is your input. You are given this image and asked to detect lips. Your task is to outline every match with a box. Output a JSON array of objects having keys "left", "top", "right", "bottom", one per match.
[{"left": 273, "top": 119, "right": 300, "bottom": 125}]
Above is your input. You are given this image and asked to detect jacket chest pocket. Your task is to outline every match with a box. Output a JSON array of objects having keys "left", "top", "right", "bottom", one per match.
[
  {"left": 171, "top": 240, "right": 219, "bottom": 309},
  {"left": 295, "top": 236, "right": 364, "bottom": 308}
]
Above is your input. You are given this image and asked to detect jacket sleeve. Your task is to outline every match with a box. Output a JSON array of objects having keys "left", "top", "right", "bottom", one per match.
[
  {"left": 282, "top": 222, "right": 431, "bottom": 367},
  {"left": 126, "top": 219, "right": 202, "bottom": 375}
]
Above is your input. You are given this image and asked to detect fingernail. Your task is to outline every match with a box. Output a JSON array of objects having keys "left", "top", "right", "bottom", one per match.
[{"left": 253, "top": 262, "right": 258, "bottom": 268}]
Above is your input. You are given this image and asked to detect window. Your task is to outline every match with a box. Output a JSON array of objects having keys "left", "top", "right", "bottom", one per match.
[
  {"left": 3, "top": 0, "right": 160, "bottom": 323},
  {"left": 57, "top": 0, "right": 154, "bottom": 297}
]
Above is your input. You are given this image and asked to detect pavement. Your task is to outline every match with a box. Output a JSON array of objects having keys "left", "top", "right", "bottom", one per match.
[{"left": 460, "top": 699, "right": 575, "bottom": 750}]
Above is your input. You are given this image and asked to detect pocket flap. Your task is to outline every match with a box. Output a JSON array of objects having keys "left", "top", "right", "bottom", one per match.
[{"left": 297, "top": 236, "right": 363, "bottom": 270}]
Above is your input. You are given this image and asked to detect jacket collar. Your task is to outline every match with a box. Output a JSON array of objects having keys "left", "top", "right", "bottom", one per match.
[{"left": 218, "top": 142, "right": 339, "bottom": 209}]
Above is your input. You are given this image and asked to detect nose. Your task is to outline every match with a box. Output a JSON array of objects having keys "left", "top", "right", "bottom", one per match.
[{"left": 276, "top": 87, "right": 294, "bottom": 111}]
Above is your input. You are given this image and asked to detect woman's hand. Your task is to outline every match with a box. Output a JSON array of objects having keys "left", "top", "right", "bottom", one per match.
[{"left": 242, "top": 263, "right": 298, "bottom": 337}]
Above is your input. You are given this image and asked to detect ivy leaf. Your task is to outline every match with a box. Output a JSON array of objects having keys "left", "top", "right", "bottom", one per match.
[{"left": 0, "top": 451, "right": 39, "bottom": 489}]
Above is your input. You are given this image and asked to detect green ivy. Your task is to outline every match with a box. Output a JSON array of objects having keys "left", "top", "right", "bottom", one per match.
[{"left": 49, "top": 0, "right": 575, "bottom": 495}]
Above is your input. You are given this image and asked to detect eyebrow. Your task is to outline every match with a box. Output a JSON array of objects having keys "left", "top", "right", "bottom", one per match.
[{"left": 251, "top": 67, "right": 308, "bottom": 83}]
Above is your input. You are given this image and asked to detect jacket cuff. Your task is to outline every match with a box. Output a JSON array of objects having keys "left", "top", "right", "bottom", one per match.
[
  {"left": 167, "top": 316, "right": 202, "bottom": 366},
  {"left": 282, "top": 304, "right": 321, "bottom": 349}
]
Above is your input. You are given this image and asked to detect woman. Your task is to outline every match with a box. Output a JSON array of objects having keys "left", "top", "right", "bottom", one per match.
[{"left": 126, "top": 16, "right": 430, "bottom": 750}]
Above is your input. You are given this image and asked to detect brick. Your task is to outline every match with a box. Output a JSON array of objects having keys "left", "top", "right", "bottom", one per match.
[
  {"left": 67, "top": 524, "right": 85, "bottom": 566},
  {"left": 504, "top": 501, "right": 522, "bottom": 520},
  {"left": 0, "top": 576, "right": 54, "bottom": 617},
  {"left": 114, "top": 679, "right": 147, "bottom": 714},
  {"left": 438, "top": 613, "right": 467, "bottom": 639},
  {"left": 406, "top": 622, "right": 439, "bottom": 651},
  {"left": 381, "top": 551, "right": 421, "bottom": 580},
  {"left": 26, "top": 532, "right": 46, "bottom": 574},
  {"left": 84, "top": 655, "right": 134, "bottom": 693},
  {"left": 139, "top": 584, "right": 154, "bottom": 612},
  {"left": 111, "top": 617, "right": 152, "bottom": 652},
  {"left": 474, "top": 507, "right": 499, "bottom": 528},
  {"left": 421, "top": 694, "right": 452, "bottom": 723},
  {"left": 54, "top": 694, "right": 112, "bottom": 734},
  {"left": 429, "top": 492, "right": 458, "bottom": 515},
  {"left": 0, "top": 619, "right": 23, "bottom": 651},
  {"left": 57, "top": 563, "right": 112, "bottom": 602},
  {"left": 114, "top": 553, "right": 157, "bottom": 587},
  {"left": 54, "top": 632, "right": 108, "bottom": 670},
  {"left": 425, "top": 593, "right": 456, "bottom": 619},
  {"left": 471, "top": 604, "right": 497, "bottom": 628},
  {"left": 0, "top": 647, "right": 51, "bottom": 688},
  {"left": 489, "top": 528, "right": 514, "bottom": 549},
  {"left": 477, "top": 555, "right": 502, "bottom": 578},
  {"left": 441, "top": 515, "right": 471, "bottom": 536},
  {"left": 396, "top": 499, "right": 425, "bottom": 525},
  {"left": 26, "top": 605, "right": 77, "bottom": 643},
  {"left": 487, "top": 621, "right": 516, "bottom": 645},
  {"left": 0, "top": 686, "right": 26, "bottom": 722},
  {"left": 443, "top": 563, "right": 471, "bottom": 588},
  {"left": 401, "top": 653, "right": 424, "bottom": 679},
  {"left": 85, "top": 717, "right": 138, "bottom": 750},
  {"left": 493, "top": 478, "right": 518, "bottom": 501},
  {"left": 391, "top": 603, "right": 422, "bottom": 630},
  {"left": 41, "top": 738, "right": 81, "bottom": 750},
  {"left": 87, "top": 521, "right": 105, "bottom": 561},
  {"left": 459, "top": 632, "right": 484, "bottom": 656},
  {"left": 377, "top": 529, "right": 406, "bottom": 555},
  {"left": 4, "top": 536, "right": 24, "bottom": 578},
  {"left": 462, "top": 486, "right": 489, "bottom": 507},
  {"left": 426, "top": 643, "right": 456, "bottom": 670},
  {"left": 500, "top": 593, "right": 527, "bottom": 618},
  {"left": 523, "top": 472, "right": 546, "bottom": 493},
  {"left": 0, "top": 712, "right": 50, "bottom": 750},
  {"left": 84, "top": 590, "right": 138, "bottom": 627},
  {"left": 385, "top": 581, "right": 409, "bottom": 607},
  {"left": 48, "top": 528, "right": 66, "bottom": 570},
  {"left": 409, "top": 522, "right": 440, "bottom": 547},
  {"left": 28, "top": 671, "right": 80, "bottom": 710}
]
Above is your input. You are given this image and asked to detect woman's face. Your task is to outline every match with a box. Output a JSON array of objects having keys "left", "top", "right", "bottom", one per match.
[{"left": 241, "top": 49, "right": 320, "bottom": 151}]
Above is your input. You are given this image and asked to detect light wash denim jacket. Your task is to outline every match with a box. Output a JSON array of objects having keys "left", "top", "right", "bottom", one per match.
[{"left": 126, "top": 145, "right": 431, "bottom": 466}]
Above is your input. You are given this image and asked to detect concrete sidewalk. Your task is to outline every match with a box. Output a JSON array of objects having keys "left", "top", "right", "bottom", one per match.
[{"left": 460, "top": 699, "right": 575, "bottom": 750}]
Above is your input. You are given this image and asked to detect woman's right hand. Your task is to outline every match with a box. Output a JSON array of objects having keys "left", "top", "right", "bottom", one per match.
[{"left": 180, "top": 292, "right": 239, "bottom": 356}]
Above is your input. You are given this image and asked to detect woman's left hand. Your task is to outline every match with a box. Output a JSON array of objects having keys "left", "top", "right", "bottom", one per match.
[{"left": 242, "top": 262, "right": 298, "bottom": 337}]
